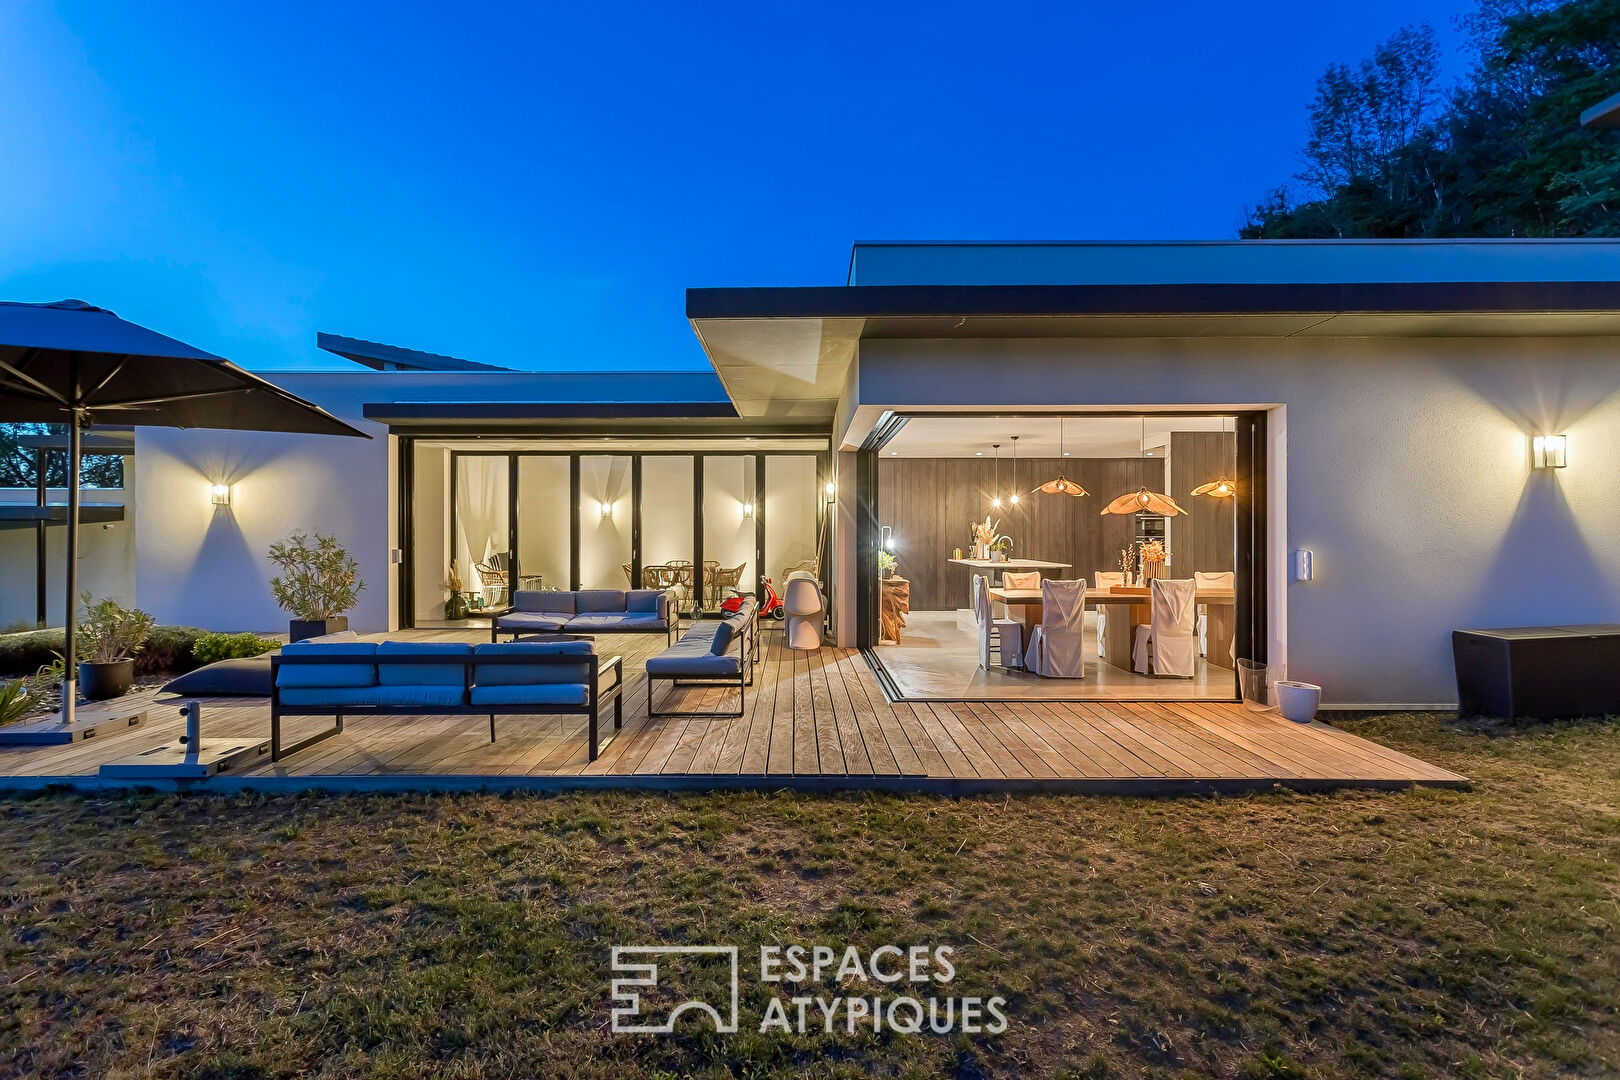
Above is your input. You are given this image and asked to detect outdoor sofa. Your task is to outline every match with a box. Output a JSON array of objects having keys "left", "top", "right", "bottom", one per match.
[
  {"left": 645, "top": 598, "right": 757, "bottom": 718},
  {"left": 270, "top": 639, "right": 623, "bottom": 762},
  {"left": 492, "top": 588, "right": 677, "bottom": 644}
]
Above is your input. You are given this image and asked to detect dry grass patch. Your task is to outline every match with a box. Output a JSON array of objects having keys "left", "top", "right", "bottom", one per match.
[{"left": 2, "top": 713, "right": 1618, "bottom": 1078}]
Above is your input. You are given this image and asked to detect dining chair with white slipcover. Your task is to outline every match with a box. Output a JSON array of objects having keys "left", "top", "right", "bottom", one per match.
[
  {"left": 1024, "top": 578, "right": 1087, "bottom": 678},
  {"left": 1133, "top": 578, "right": 1198, "bottom": 678}
]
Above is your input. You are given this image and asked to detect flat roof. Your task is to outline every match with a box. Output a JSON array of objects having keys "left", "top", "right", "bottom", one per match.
[
  {"left": 690, "top": 240, "right": 1620, "bottom": 422},
  {"left": 0, "top": 504, "right": 125, "bottom": 529}
]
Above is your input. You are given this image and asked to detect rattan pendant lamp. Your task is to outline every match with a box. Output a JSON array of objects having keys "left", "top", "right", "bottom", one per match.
[
  {"left": 1033, "top": 418, "right": 1089, "bottom": 497},
  {"left": 1192, "top": 417, "right": 1238, "bottom": 498},
  {"left": 1101, "top": 418, "right": 1188, "bottom": 517}
]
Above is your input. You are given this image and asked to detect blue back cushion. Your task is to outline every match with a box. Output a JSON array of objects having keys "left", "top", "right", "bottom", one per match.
[
  {"left": 515, "top": 590, "right": 575, "bottom": 615},
  {"left": 576, "top": 589, "right": 626, "bottom": 613},
  {"left": 376, "top": 642, "right": 473, "bottom": 686},
  {"left": 710, "top": 621, "right": 737, "bottom": 656},
  {"left": 625, "top": 589, "right": 663, "bottom": 614},
  {"left": 276, "top": 642, "right": 377, "bottom": 688},
  {"left": 473, "top": 640, "right": 594, "bottom": 685}
]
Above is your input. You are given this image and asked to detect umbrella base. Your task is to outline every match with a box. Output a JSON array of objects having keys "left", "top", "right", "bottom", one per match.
[
  {"left": 0, "top": 709, "right": 146, "bottom": 746},
  {"left": 99, "top": 737, "right": 270, "bottom": 779}
]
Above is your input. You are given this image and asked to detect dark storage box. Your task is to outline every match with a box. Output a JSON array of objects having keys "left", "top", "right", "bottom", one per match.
[{"left": 1453, "top": 625, "right": 1620, "bottom": 720}]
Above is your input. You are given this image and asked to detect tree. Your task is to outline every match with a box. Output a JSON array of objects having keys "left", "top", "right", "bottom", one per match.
[
  {"left": 1242, "top": 0, "right": 1620, "bottom": 238},
  {"left": 0, "top": 423, "right": 125, "bottom": 489}
]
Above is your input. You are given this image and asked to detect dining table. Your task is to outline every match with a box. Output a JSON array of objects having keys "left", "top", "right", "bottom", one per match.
[{"left": 986, "top": 586, "right": 1237, "bottom": 672}]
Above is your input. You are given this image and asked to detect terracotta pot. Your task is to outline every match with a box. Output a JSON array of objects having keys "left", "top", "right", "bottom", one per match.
[{"left": 79, "top": 659, "right": 134, "bottom": 701}]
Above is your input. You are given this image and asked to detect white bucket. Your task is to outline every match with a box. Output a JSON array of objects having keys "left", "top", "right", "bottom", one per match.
[{"left": 1276, "top": 681, "right": 1322, "bottom": 723}]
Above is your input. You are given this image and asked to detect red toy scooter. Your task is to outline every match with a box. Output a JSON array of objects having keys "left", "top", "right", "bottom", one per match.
[{"left": 721, "top": 577, "right": 787, "bottom": 620}]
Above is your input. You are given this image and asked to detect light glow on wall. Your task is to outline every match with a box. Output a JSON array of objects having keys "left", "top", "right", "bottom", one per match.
[{"left": 208, "top": 483, "right": 231, "bottom": 506}]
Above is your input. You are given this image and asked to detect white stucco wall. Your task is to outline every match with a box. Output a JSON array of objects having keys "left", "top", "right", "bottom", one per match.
[
  {"left": 0, "top": 485, "right": 135, "bottom": 629},
  {"left": 133, "top": 373, "right": 394, "bottom": 634},
  {"left": 846, "top": 334, "right": 1620, "bottom": 707}
]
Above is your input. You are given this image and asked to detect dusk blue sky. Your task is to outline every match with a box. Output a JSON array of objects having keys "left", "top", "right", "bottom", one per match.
[{"left": 3, "top": 1, "right": 1476, "bottom": 373}]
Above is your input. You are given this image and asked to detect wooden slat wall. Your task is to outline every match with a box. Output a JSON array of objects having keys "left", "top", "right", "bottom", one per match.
[
  {"left": 877, "top": 457, "right": 1164, "bottom": 611},
  {"left": 1167, "top": 433, "right": 1236, "bottom": 576}
]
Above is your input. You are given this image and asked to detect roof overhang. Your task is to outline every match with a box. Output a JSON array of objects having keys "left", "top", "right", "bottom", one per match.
[
  {"left": 1582, "top": 90, "right": 1620, "bottom": 127},
  {"left": 688, "top": 281, "right": 1620, "bottom": 422},
  {"left": 0, "top": 503, "right": 125, "bottom": 529}
]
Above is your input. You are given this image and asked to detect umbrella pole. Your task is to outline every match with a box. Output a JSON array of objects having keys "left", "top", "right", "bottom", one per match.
[{"left": 62, "top": 411, "right": 81, "bottom": 726}]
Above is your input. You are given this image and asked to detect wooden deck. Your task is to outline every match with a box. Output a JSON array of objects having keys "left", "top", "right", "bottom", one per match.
[{"left": 0, "top": 629, "right": 1466, "bottom": 795}]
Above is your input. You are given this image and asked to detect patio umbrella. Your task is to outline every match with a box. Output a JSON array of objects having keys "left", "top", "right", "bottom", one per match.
[{"left": 0, "top": 299, "right": 369, "bottom": 724}]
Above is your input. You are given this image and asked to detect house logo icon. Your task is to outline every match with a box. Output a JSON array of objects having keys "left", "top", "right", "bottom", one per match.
[{"left": 610, "top": 946, "right": 740, "bottom": 1034}]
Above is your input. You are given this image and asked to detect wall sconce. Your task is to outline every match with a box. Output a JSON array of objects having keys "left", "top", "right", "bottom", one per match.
[
  {"left": 209, "top": 483, "right": 230, "bottom": 506},
  {"left": 880, "top": 525, "right": 895, "bottom": 551},
  {"left": 599, "top": 499, "right": 613, "bottom": 519},
  {"left": 1531, "top": 435, "right": 1567, "bottom": 469},
  {"left": 742, "top": 501, "right": 755, "bottom": 518},
  {"left": 824, "top": 481, "right": 836, "bottom": 498}
]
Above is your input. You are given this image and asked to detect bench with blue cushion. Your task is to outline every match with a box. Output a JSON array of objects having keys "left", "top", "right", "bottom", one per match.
[
  {"left": 645, "top": 599, "right": 757, "bottom": 718},
  {"left": 270, "top": 639, "right": 623, "bottom": 762},
  {"left": 494, "top": 588, "right": 676, "bottom": 644}
]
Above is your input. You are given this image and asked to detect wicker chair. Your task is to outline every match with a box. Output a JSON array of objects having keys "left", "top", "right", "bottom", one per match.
[{"left": 474, "top": 555, "right": 509, "bottom": 607}]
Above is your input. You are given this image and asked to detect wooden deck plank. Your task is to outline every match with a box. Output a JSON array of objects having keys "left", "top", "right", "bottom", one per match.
[{"left": 0, "top": 629, "right": 1463, "bottom": 792}]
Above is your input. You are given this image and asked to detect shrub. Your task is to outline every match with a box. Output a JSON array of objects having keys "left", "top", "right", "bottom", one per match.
[
  {"left": 0, "top": 679, "right": 30, "bottom": 726},
  {"left": 0, "top": 625, "right": 212, "bottom": 677},
  {"left": 136, "top": 626, "right": 206, "bottom": 676},
  {"left": 77, "top": 594, "right": 155, "bottom": 665},
  {"left": 192, "top": 632, "right": 279, "bottom": 666},
  {"left": 268, "top": 532, "right": 364, "bottom": 620}
]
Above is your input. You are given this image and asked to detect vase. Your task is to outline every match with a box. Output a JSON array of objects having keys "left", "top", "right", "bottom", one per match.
[
  {"left": 445, "top": 593, "right": 469, "bottom": 621},
  {"left": 1277, "top": 681, "right": 1322, "bottom": 723}
]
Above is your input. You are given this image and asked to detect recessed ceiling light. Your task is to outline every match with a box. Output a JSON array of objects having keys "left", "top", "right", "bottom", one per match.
[
  {"left": 1146, "top": 451, "right": 1155, "bottom": 456},
  {"left": 1063, "top": 451, "right": 1070, "bottom": 457},
  {"left": 890, "top": 451, "right": 898, "bottom": 456},
  {"left": 975, "top": 452, "right": 982, "bottom": 456}
]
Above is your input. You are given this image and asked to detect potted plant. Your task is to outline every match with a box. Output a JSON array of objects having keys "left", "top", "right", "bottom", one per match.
[
  {"left": 877, "top": 550, "right": 897, "bottom": 579},
  {"left": 76, "top": 593, "right": 156, "bottom": 700},
  {"left": 268, "top": 531, "right": 365, "bottom": 642},
  {"left": 990, "top": 536, "right": 1013, "bottom": 563},
  {"left": 445, "top": 561, "right": 469, "bottom": 621}
]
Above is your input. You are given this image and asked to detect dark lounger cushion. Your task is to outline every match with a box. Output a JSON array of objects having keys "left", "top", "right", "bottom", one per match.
[{"left": 161, "top": 656, "right": 273, "bottom": 697}]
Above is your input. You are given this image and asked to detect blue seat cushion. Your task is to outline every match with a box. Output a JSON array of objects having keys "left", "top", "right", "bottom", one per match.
[
  {"left": 472, "top": 640, "right": 594, "bottom": 685},
  {"left": 625, "top": 589, "right": 663, "bottom": 613},
  {"left": 679, "top": 622, "right": 721, "bottom": 643},
  {"left": 514, "top": 590, "right": 576, "bottom": 615},
  {"left": 646, "top": 649, "right": 743, "bottom": 677},
  {"left": 496, "top": 611, "right": 570, "bottom": 632},
  {"left": 469, "top": 684, "right": 590, "bottom": 707},
  {"left": 576, "top": 589, "right": 626, "bottom": 613},
  {"left": 278, "top": 684, "right": 465, "bottom": 708},
  {"left": 376, "top": 642, "right": 473, "bottom": 685},
  {"left": 276, "top": 642, "right": 377, "bottom": 688},
  {"left": 564, "top": 614, "right": 668, "bottom": 632}
]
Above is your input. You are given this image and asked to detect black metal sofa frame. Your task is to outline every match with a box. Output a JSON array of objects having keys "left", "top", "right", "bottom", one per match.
[{"left": 269, "top": 650, "right": 624, "bottom": 763}]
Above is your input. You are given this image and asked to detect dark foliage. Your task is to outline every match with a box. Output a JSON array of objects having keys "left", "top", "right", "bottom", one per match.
[
  {"left": 0, "top": 423, "right": 124, "bottom": 488},
  {"left": 1244, "top": 0, "right": 1619, "bottom": 238}
]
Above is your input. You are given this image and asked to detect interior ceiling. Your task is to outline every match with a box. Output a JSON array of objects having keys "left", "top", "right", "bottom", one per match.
[{"left": 881, "top": 415, "right": 1231, "bottom": 458}]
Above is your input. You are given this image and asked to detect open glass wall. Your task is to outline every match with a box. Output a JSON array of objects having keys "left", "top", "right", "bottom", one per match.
[
  {"left": 578, "top": 455, "right": 633, "bottom": 589},
  {"left": 453, "top": 455, "right": 510, "bottom": 611},
  {"left": 640, "top": 456, "right": 696, "bottom": 611},
  {"left": 702, "top": 455, "right": 757, "bottom": 608},
  {"left": 409, "top": 443, "right": 824, "bottom": 627},
  {"left": 516, "top": 456, "right": 570, "bottom": 592},
  {"left": 868, "top": 414, "right": 1243, "bottom": 703}
]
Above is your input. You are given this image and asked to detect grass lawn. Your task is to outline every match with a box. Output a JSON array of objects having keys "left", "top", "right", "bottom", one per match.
[{"left": 2, "top": 713, "right": 1618, "bottom": 1079}]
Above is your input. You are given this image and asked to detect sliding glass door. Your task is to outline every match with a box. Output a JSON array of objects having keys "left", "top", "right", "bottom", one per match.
[{"left": 515, "top": 456, "right": 570, "bottom": 593}]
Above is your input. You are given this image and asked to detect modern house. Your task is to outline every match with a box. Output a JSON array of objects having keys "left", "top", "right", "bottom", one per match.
[{"left": 28, "top": 239, "right": 1620, "bottom": 711}]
